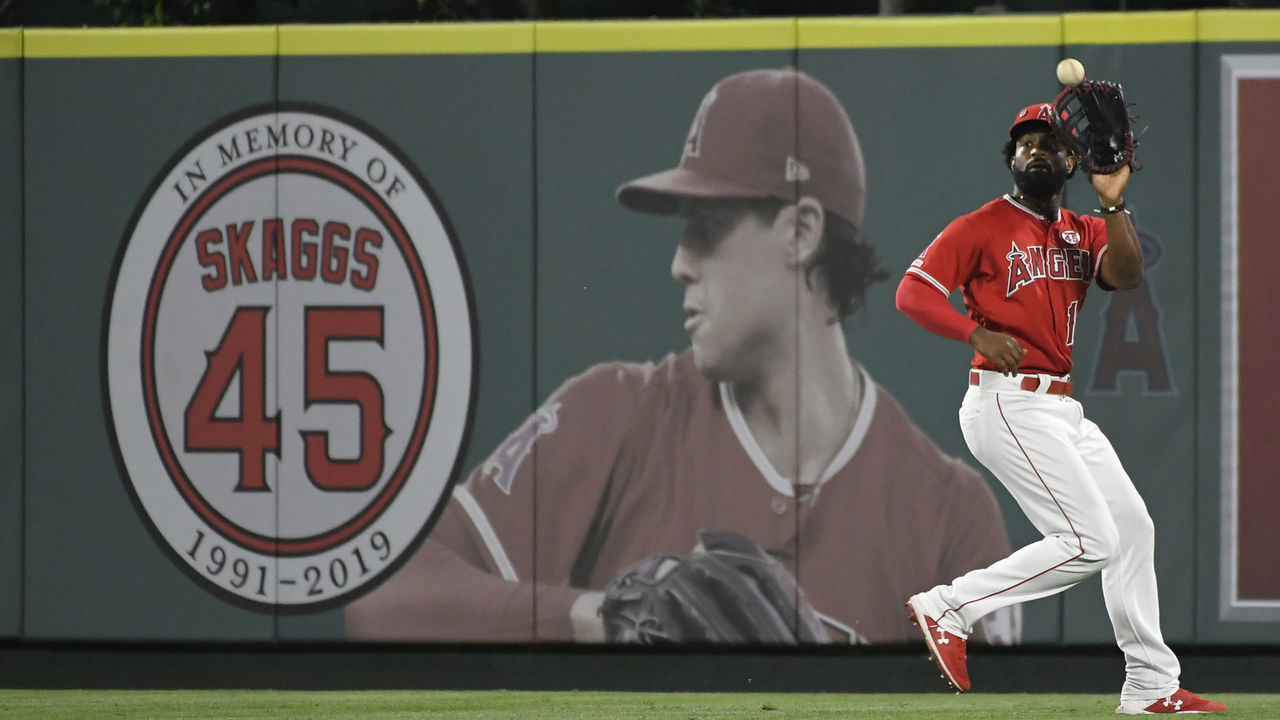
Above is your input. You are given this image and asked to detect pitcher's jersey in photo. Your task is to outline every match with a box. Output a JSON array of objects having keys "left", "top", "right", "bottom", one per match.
[
  {"left": 906, "top": 195, "right": 1110, "bottom": 376},
  {"left": 367, "top": 350, "right": 1017, "bottom": 644}
]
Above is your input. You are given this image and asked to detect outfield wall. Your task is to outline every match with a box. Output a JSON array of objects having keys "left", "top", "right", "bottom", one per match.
[{"left": 1, "top": 11, "right": 1278, "bottom": 653}]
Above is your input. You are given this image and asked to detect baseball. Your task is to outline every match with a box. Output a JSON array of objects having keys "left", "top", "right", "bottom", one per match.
[{"left": 1056, "top": 58, "right": 1085, "bottom": 85}]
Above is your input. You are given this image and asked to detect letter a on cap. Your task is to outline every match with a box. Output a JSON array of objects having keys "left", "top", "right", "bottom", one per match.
[
  {"left": 1010, "top": 102, "right": 1057, "bottom": 138},
  {"left": 683, "top": 87, "right": 718, "bottom": 159}
]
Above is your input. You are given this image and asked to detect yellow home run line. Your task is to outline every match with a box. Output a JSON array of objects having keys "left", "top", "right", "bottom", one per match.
[
  {"left": 1063, "top": 11, "right": 1197, "bottom": 45},
  {"left": 23, "top": 26, "right": 277, "bottom": 58},
  {"left": 11, "top": 10, "right": 1280, "bottom": 59},
  {"left": 798, "top": 15, "right": 1059, "bottom": 48},
  {"left": 0, "top": 29, "right": 20, "bottom": 58},
  {"left": 280, "top": 23, "right": 533, "bottom": 55},
  {"left": 535, "top": 19, "right": 794, "bottom": 52},
  {"left": 1197, "top": 9, "right": 1280, "bottom": 43}
]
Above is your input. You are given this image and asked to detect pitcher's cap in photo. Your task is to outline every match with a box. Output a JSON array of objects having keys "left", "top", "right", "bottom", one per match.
[
  {"left": 1010, "top": 102, "right": 1055, "bottom": 138},
  {"left": 616, "top": 68, "right": 866, "bottom": 229}
]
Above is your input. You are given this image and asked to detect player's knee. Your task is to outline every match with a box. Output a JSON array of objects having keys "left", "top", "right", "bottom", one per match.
[
  {"left": 1084, "top": 538, "right": 1119, "bottom": 566},
  {"left": 1047, "top": 531, "right": 1110, "bottom": 569},
  {"left": 1077, "top": 522, "right": 1121, "bottom": 565}
]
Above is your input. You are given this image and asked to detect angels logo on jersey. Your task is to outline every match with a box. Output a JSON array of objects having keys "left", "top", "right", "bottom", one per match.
[
  {"left": 104, "top": 104, "right": 476, "bottom": 611},
  {"left": 1005, "top": 241, "right": 1094, "bottom": 297},
  {"left": 481, "top": 402, "right": 561, "bottom": 496}
]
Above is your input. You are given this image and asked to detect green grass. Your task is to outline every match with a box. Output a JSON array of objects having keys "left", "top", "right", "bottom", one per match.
[{"left": 0, "top": 691, "right": 1271, "bottom": 719}]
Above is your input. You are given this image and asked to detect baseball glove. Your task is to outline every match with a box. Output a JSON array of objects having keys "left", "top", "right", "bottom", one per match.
[
  {"left": 1050, "top": 79, "right": 1140, "bottom": 175},
  {"left": 597, "top": 530, "right": 830, "bottom": 644}
]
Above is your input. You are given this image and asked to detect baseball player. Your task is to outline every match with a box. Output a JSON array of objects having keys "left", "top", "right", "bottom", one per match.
[
  {"left": 896, "top": 103, "right": 1225, "bottom": 713},
  {"left": 345, "top": 68, "right": 1019, "bottom": 646}
]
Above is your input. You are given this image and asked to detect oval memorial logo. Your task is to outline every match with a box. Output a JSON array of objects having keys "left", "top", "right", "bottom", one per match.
[{"left": 104, "top": 104, "right": 475, "bottom": 611}]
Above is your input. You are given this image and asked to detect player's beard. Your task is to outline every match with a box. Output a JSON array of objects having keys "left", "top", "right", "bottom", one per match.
[{"left": 1013, "top": 161, "right": 1069, "bottom": 202}]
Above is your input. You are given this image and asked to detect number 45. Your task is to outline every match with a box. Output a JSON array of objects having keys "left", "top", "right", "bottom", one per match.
[{"left": 183, "top": 306, "right": 388, "bottom": 493}]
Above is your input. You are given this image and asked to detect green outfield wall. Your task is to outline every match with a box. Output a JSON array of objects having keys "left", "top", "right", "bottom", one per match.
[{"left": 1, "top": 10, "right": 1278, "bottom": 654}]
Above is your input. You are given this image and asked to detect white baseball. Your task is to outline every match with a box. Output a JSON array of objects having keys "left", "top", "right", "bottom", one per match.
[{"left": 1056, "top": 58, "right": 1085, "bottom": 85}]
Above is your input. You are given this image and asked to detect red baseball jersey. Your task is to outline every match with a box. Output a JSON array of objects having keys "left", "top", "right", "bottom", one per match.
[
  {"left": 346, "top": 350, "right": 1016, "bottom": 644},
  {"left": 906, "top": 195, "right": 1109, "bottom": 376}
]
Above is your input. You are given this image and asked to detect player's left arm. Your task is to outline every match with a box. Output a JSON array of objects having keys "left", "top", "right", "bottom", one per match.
[{"left": 1092, "top": 166, "right": 1143, "bottom": 290}]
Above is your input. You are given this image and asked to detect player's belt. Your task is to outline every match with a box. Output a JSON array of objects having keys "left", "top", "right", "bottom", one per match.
[{"left": 969, "top": 369, "right": 1073, "bottom": 396}]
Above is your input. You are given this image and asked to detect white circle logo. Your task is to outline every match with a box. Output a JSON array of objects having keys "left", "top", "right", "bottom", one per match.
[{"left": 105, "top": 104, "right": 475, "bottom": 611}]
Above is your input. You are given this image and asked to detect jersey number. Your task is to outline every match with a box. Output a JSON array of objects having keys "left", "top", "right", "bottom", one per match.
[
  {"left": 184, "top": 305, "right": 387, "bottom": 493},
  {"left": 1065, "top": 300, "right": 1079, "bottom": 347}
]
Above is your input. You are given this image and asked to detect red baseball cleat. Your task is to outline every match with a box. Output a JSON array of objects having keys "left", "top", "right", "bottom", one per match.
[
  {"left": 907, "top": 596, "right": 970, "bottom": 693},
  {"left": 1116, "top": 688, "right": 1228, "bottom": 714}
]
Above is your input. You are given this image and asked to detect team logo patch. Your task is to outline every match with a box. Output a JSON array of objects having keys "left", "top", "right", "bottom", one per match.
[
  {"left": 104, "top": 104, "right": 475, "bottom": 611},
  {"left": 481, "top": 402, "right": 561, "bottom": 495}
]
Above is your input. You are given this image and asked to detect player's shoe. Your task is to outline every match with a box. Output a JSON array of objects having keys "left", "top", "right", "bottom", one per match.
[
  {"left": 906, "top": 596, "right": 970, "bottom": 693},
  {"left": 1115, "top": 688, "right": 1228, "bottom": 714}
]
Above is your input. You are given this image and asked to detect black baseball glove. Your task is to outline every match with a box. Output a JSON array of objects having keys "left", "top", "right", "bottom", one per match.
[
  {"left": 1050, "top": 79, "right": 1140, "bottom": 175},
  {"left": 597, "top": 530, "right": 830, "bottom": 644}
]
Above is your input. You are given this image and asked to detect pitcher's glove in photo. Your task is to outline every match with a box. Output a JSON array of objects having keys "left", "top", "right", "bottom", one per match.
[
  {"left": 1051, "top": 79, "right": 1141, "bottom": 175},
  {"left": 598, "top": 529, "right": 830, "bottom": 644}
]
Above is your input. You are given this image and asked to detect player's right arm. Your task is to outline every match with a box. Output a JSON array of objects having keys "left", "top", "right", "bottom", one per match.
[
  {"left": 896, "top": 221, "right": 1025, "bottom": 375},
  {"left": 344, "top": 361, "right": 648, "bottom": 642}
]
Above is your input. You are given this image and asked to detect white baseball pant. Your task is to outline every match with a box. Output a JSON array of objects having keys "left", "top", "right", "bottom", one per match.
[{"left": 910, "top": 369, "right": 1180, "bottom": 702}]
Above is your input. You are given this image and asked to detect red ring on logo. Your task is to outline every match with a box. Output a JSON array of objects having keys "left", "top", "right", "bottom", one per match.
[{"left": 140, "top": 155, "right": 439, "bottom": 556}]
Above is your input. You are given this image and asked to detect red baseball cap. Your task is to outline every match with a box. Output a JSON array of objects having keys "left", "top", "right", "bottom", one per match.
[
  {"left": 1010, "top": 102, "right": 1056, "bottom": 138},
  {"left": 616, "top": 68, "right": 866, "bottom": 229}
]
